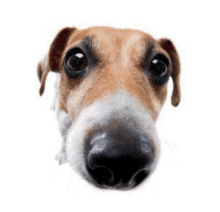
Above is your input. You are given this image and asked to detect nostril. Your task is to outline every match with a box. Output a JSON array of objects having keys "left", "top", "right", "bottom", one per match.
[
  {"left": 133, "top": 170, "right": 150, "bottom": 187},
  {"left": 87, "top": 153, "right": 115, "bottom": 186},
  {"left": 86, "top": 131, "right": 154, "bottom": 188},
  {"left": 88, "top": 166, "right": 114, "bottom": 186}
]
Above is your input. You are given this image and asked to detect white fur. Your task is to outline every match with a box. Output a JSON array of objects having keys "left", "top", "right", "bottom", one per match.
[
  {"left": 52, "top": 74, "right": 72, "bottom": 164},
  {"left": 66, "top": 90, "right": 161, "bottom": 185},
  {"left": 53, "top": 74, "right": 161, "bottom": 187}
]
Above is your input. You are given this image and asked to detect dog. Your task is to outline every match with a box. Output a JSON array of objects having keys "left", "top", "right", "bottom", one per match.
[{"left": 37, "top": 26, "right": 181, "bottom": 190}]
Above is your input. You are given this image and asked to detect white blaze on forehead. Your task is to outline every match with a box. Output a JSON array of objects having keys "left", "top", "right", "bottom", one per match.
[
  {"left": 121, "top": 33, "right": 143, "bottom": 66},
  {"left": 66, "top": 90, "right": 161, "bottom": 181}
]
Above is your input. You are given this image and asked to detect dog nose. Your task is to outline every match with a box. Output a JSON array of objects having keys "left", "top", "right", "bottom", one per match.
[{"left": 86, "top": 129, "right": 154, "bottom": 188}]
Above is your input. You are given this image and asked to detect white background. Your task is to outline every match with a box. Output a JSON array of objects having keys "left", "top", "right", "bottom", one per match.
[{"left": 1, "top": 0, "right": 220, "bottom": 211}]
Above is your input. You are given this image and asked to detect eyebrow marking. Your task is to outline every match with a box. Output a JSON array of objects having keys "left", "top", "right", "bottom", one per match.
[
  {"left": 82, "top": 36, "right": 95, "bottom": 52},
  {"left": 81, "top": 36, "right": 100, "bottom": 64},
  {"left": 137, "top": 42, "right": 155, "bottom": 69},
  {"left": 144, "top": 42, "right": 155, "bottom": 64}
]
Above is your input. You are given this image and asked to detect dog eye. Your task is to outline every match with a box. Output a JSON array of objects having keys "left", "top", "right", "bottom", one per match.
[
  {"left": 66, "top": 49, "right": 87, "bottom": 72},
  {"left": 149, "top": 57, "right": 168, "bottom": 78},
  {"left": 64, "top": 48, "right": 88, "bottom": 77}
]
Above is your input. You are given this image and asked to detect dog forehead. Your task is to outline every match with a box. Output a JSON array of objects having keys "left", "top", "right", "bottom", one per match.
[
  {"left": 86, "top": 26, "right": 154, "bottom": 42},
  {"left": 67, "top": 26, "right": 156, "bottom": 55}
]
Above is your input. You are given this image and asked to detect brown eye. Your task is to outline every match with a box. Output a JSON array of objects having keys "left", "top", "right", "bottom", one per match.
[
  {"left": 65, "top": 48, "right": 88, "bottom": 77},
  {"left": 149, "top": 58, "right": 168, "bottom": 77}
]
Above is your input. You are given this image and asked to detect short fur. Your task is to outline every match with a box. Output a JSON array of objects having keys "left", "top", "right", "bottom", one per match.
[{"left": 37, "top": 26, "right": 181, "bottom": 189}]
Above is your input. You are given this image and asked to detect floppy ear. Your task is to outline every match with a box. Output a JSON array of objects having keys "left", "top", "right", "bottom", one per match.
[
  {"left": 159, "top": 38, "right": 181, "bottom": 107},
  {"left": 37, "top": 27, "right": 76, "bottom": 96}
]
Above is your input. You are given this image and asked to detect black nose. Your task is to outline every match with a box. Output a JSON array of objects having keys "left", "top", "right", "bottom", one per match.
[{"left": 86, "top": 129, "right": 154, "bottom": 188}]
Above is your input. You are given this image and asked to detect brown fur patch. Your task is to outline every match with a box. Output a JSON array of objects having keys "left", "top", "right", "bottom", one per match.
[
  {"left": 38, "top": 26, "right": 181, "bottom": 119},
  {"left": 159, "top": 38, "right": 181, "bottom": 106}
]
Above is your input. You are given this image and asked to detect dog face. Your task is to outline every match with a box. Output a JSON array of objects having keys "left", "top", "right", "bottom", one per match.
[{"left": 38, "top": 26, "right": 180, "bottom": 190}]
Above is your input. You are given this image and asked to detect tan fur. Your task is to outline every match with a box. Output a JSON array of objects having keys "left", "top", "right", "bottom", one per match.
[{"left": 38, "top": 26, "right": 181, "bottom": 120}]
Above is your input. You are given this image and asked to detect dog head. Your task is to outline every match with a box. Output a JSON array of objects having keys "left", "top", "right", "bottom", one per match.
[{"left": 38, "top": 26, "right": 180, "bottom": 190}]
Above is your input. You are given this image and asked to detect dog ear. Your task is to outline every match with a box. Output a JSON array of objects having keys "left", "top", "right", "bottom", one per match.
[
  {"left": 37, "top": 27, "right": 76, "bottom": 96},
  {"left": 159, "top": 38, "right": 181, "bottom": 107}
]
